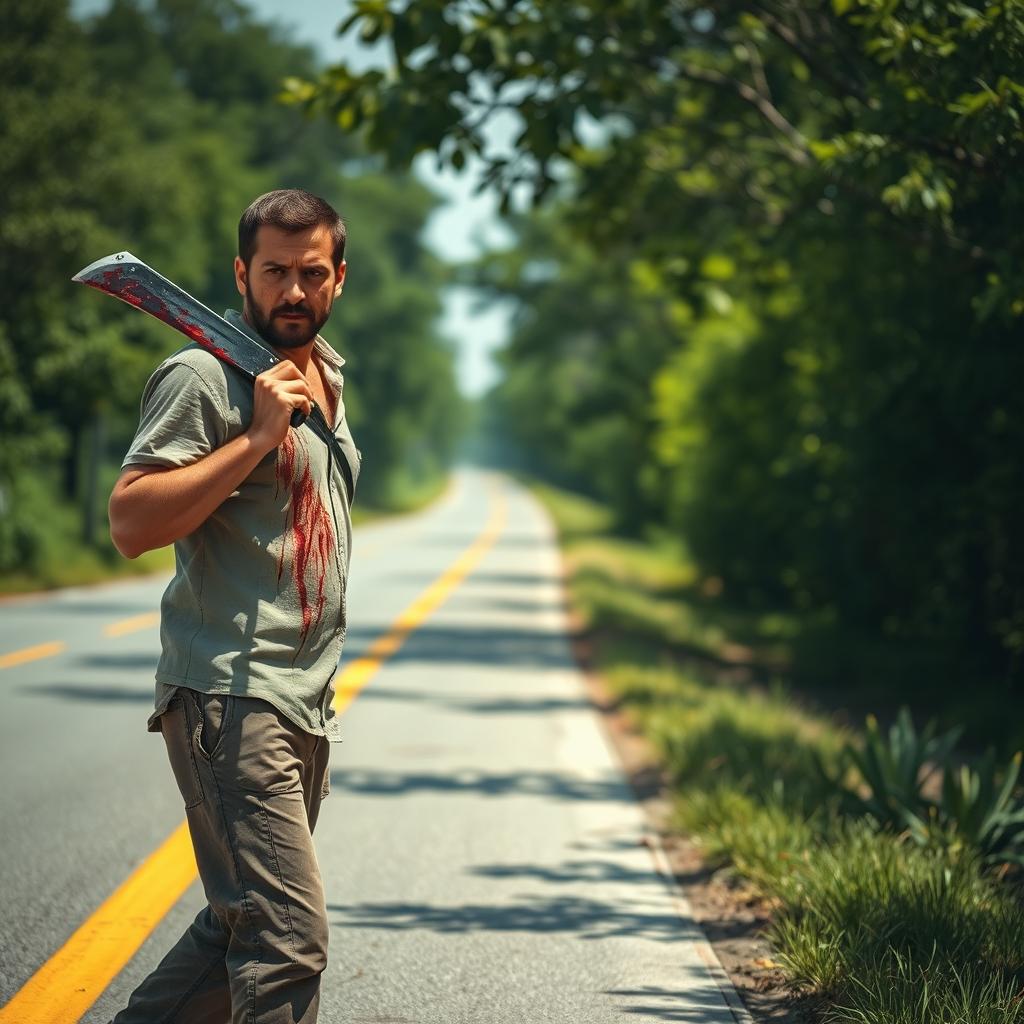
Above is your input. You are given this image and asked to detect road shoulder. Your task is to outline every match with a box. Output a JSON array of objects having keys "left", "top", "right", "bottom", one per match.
[{"left": 554, "top": 546, "right": 823, "bottom": 1024}]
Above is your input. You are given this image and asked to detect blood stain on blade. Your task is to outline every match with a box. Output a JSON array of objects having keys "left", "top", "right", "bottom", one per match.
[
  {"left": 171, "top": 307, "right": 238, "bottom": 366},
  {"left": 85, "top": 269, "right": 239, "bottom": 367},
  {"left": 89, "top": 270, "right": 172, "bottom": 322}
]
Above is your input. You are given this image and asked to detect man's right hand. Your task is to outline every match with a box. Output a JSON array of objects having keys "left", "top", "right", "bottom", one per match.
[{"left": 248, "top": 360, "right": 314, "bottom": 454}]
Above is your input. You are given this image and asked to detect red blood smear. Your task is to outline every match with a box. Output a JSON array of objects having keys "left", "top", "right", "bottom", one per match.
[
  {"left": 87, "top": 270, "right": 238, "bottom": 367},
  {"left": 95, "top": 270, "right": 171, "bottom": 321},
  {"left": 171, "top": 308, "right": 238, "bottom": 367},
  {"left": 275, "top": 432, "right": 335, "bottom": 656}
]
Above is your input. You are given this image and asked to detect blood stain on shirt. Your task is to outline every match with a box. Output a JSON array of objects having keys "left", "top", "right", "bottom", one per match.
[{"left": 275, "top": 431, "right": 335, "bottom": 656}]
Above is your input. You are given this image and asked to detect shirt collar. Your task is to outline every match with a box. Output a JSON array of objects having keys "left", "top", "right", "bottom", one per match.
[{"left": 223, "top": 308, "right": 346, "bottom": 370}]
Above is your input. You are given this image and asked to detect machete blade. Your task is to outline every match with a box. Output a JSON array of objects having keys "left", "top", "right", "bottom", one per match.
[{"left": 72, "top": 249, "right": 284, "bottom": 394}]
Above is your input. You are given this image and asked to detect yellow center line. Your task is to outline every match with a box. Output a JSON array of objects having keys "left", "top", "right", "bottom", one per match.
[
  {"left": 0, "top": 641, "right": 66, "bottom": 671},
  {"left": 332, "top": 488, "right": 507, "bottom": 714},
  {"left": 103, "top": 612, "right": 161, "bottom": 637},
  {"left": 0, "top": 822, "right": 196, "bottom": 1024},
  {"left": 0, "top": 481, "right": 507, "bottom": 1024}
]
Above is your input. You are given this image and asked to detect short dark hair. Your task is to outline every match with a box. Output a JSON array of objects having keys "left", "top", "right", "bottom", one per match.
[{"left": 238, "top": 189, "right": 346, "bottom": 268}]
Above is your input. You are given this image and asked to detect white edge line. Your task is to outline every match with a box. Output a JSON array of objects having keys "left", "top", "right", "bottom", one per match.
[{"left": 644, "top": 830, "right": 756, "bottom": 1024}]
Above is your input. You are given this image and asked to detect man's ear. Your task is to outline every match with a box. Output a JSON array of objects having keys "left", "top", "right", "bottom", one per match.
[
  {"left": 333, "top": 260, "right": 347, "bottom": 298},
  {"left": 234, "top": 256, "right": 248, "bottom": 297}
]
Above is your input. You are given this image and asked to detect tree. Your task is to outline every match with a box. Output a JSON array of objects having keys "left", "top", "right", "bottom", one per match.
[
  {"left": 1, "top": 0, "right": 463, "bottom": 579},
  {"left": 294, "top": 0, "right": 1024, "bottom": 683}
]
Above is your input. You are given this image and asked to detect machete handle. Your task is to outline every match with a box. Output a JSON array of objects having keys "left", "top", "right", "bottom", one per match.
[{"left": 290, "top": 407, "right": 308, "bottom": 429}]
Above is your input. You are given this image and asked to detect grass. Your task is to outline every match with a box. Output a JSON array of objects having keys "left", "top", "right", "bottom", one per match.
[
  {"left": 765, "top": 823, "right": 1024, "bottom": 1022},
  {"left": 528, "top": 478, "right": 1024, "bottom": 1024},
  {"left": 830, "top": 951, "right": 1024, "bottom": 1024}
]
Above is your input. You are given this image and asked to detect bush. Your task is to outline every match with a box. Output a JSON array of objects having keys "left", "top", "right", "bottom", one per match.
[{"left": 824, "top": 707, "right": 1024, "bottom": 871}]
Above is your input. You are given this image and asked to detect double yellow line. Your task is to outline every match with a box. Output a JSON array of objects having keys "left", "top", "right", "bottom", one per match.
[{"left": 0, "top": 485, "right": 506, "bottom": 1024}]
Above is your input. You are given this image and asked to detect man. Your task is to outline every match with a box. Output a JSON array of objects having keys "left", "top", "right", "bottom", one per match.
[{"left": 107, "top": 189, "right": 360, "bottom": 1024}]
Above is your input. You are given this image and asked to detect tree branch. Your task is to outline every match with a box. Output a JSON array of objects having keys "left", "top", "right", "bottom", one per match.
[
  {"left": 744, "top": 40, "right": 773, "bottom": 105},
  {"left": 751, "top": 3, "right": 869, "bottom": 104},
  {"left": 672, "top": 58, "right": 812, "bottom": 165}
]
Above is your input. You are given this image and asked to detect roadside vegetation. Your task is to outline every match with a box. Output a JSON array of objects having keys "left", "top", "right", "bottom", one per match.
[{"left": 532, "top": 480, "right": 1024, "bottom": 1023}]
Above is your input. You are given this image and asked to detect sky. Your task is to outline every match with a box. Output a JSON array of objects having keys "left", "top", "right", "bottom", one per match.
[{"left": 75, "top": 0, "right": 515, "bottom": 398}]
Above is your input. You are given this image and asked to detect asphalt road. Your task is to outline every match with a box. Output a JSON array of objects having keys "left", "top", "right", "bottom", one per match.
[{"left": 0, "top": 467, "right": 747, "bottom": 1023}]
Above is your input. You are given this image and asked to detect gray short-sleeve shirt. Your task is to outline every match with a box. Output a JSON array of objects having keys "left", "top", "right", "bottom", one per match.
[{"left": 122, "top": 310, "right": 361, "bottom": 742}]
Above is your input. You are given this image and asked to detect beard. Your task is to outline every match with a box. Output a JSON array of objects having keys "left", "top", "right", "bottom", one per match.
[{"left": 245, "top": 281, "right": 331, "bottom": 350}]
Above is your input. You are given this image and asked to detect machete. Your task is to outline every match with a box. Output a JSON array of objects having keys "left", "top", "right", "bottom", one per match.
[{"left": 72, "top": 250, "right": 354, "bottom": 504}]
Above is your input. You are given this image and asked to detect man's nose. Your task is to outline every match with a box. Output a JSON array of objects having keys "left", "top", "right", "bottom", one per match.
[{"left": 282, "top": 276, "right": 305, "bottom": 303}]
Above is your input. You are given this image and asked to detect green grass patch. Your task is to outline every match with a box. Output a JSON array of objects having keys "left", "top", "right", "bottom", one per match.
[
  {"left": 530, "top": 481, "right": 1021, "bottom": 756},
  {"left": 768, "top": 823, "right": 1024, "bottom": 1022},
  {"left": 528, "top": 477, "right": 1024, "bottom": 1024}
]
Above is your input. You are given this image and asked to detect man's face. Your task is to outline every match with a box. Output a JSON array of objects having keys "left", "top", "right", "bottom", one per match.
[{"left": 234, "top": 224, "right": 346, "bottom": 350}]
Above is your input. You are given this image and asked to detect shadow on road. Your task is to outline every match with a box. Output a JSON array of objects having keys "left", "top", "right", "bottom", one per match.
[
  {"left": 469, "top": 856, "right": 669, "bottom": 887},
  {"left": 19, "top": 683, "right": 154, "bottom": 702},
  {"left": 389, "top": 572, "right": 559, "bottom": 588},
  {"left": 341, "top": 622, "right": 575, "bottom": 671},
  {"left": 328, "top": 766, "right": 634, "bottom": 803},
  {"left": 326, "top": 858, "right": 742, "bottom": 1020},
  {"left": 448, "top": 595, "right": 567, "bottom": 614},
  {"left": 74, "top": 652, "right": 161, "bottom": 671},
  {"left": 340, "top": 683, "right": 592, "bottom": 716},
  {"left": 604, "top": 983, "right": 744, "bottom": 1021},
  {"left": 327, "top": 890, "right": 697, "bottom": 944},
  {"left": 407, "top": 531, "right": 550, "bottom": 551},
  {"left": 5, "top": 600, "right": 161, "bottom": 617}
]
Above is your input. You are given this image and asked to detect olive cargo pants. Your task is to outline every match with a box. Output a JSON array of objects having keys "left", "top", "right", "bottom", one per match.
[{"left": 112, "top": 689, "right": 331, "bottom": 1024}]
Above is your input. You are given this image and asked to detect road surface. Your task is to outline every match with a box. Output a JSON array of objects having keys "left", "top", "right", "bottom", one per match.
[{"left": 0, "top": 468, "right": 748, "bottom": 1023}]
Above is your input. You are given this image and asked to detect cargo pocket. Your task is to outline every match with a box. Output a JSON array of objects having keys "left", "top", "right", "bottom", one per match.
[
  {"left": 190, "top": 690, "right": 233, "bottom": 761},
  {"left": 161, "top": 696, "right": 205, "bottom": 809}
]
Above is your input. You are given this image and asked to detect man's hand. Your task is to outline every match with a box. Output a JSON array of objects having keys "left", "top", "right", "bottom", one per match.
[{"left": 248, "top": 361, "right": 314, "bottom": 454}]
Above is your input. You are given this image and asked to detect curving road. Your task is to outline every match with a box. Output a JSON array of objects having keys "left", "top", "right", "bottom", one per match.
[{"left": 0, "top": 468, "right": 747, "bottom": 1023}]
